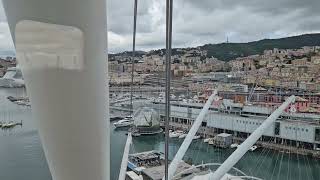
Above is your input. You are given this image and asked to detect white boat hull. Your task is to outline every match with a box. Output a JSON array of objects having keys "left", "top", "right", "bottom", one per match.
[
  {"left": 178, "top": 134, "right": 187, "bottom": 139},
  {"left": 169, "top": 130, "right": 184, "bottom": 138},
  {"left": 249, "top": 145, "right": 258, "bottom": 151},
  {"left": 193, "top": 135, "right": 201, "bottom": 140},
  {"left": 230, "top": 143, "right": 239, "bottom": 148},
  {"left": 114, "top": 121, "right": 133, "bottom": 128}
]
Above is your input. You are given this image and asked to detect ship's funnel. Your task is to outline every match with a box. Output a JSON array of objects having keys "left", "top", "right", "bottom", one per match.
[{"left": 2, "top": 0, "right": 109, "bottom": 180}]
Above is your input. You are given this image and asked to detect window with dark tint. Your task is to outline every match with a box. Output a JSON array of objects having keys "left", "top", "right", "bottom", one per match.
[
  {"left": 315, "top": 128, "right": 320, "bottom": 141},
  {"left": 202, "top": 121, "right": 207, "bottom": 127},
  {"left": 275, "top": 122, "right": 280, "bottom": 135}
]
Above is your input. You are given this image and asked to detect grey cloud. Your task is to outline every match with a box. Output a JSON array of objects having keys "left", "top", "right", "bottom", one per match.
[
  {"left": 0, "top": 0, "right": 320, "bottom": 53},
  {"left": 107, "top": 0, "right": 320, "bottom": 52}
]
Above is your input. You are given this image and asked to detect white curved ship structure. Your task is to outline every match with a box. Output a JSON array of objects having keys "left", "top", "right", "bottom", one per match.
[{"left": 0, "top": 66, "right": 25, "bottom": 87}]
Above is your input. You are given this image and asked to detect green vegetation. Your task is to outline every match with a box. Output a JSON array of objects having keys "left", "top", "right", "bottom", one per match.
[{"left": 200, "top": 33, "right": 320, "bottom": 61}]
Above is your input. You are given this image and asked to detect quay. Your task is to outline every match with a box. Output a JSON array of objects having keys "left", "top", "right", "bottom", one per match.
[
  {"left": 111, "top": 103, "right": 320, "bottom": 157},
  {"left": 164, "top": 122, "right": 320, "bottom": 158},
  {"left": 111, "top": 102, "right": 320, "bottom": 157},
  {"left": 126, "top": 151, "right": 200, "bottom": 180}
]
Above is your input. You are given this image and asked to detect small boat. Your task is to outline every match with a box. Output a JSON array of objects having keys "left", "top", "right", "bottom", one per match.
[
  {"left": 132, "top": 132, "right": 141, "bottom": 137},
  {"left": 15, "top": 100, "right": 27, "bottom": 105},
  {"left": 230, "top": 143, "right": 239, "bottom": 148},
  {"left": 113, "top": 119, "right": 133, "bottom": 128},
  {"left": 193, "top": 135, "right": 201, "bottom": 140},
  {"left": 203, "top": 138, "right": 211, "bottom": 143},
  {"left": 249, "top": 145, "right": 258, "bottom": 152},
  {"left": 169, "top": 130, "right": 183, "bottom": 138},
  {"left": 178, "top": 133, "right": 187, "bottom": 139},
  {"left": 2, "top": 122, "right": 15, "bottom": 128},
  {"left": 162, "top": 129, "right": 173, "bottom": 134},
  {"left": 124, "top": 115, "right": 133, "bottom": 119},
  {"left": 208, "top": 139, "right": 214, "bottom": 145}
]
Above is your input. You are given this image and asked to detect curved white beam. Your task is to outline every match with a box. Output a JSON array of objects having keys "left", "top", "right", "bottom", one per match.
[
  {"left": 210, "top": 96, "right": 295, "bottom": 180},
  {"left": 118, "top": 133, "right": 132, "bottom": 180},
  {"left": 2, "top": 1, "right": 109, "bottom": 180},
  {"left": 165, "top": 90, "right": 218, "bottom": 180}
]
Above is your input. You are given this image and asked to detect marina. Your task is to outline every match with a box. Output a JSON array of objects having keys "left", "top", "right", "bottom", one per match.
[
  {"left": 109, "top": 92, "right": 320, "bottom": 158},
  {"left": 1, "top": 0, "right": 320, "bottom": 179},
  {"left": 0, "top": 88, "right": 319, "bottom": 179}
]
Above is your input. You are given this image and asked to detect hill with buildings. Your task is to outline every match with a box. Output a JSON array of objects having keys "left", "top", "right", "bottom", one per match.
[
  {"left": 201, "top": 33, "right": 320, "bottom": 61},
  {"left": 109, "top": 33, "right": 320, "bottom": 62}
]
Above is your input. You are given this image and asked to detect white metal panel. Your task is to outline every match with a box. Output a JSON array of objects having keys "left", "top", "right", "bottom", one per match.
[
  {"left": 211, "top": 96, "right": 295, "bottom": 180},
  {"left": 280, "top": 121, "right": 315, "bottom": 143},
  {"left": 206, "top": 113, "right": 274, "bottom": 136}
]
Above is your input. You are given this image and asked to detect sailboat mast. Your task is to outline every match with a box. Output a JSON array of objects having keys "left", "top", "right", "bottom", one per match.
[
  {"left": 130, "top": 0, "right": 138, "bottom": 115},
  {"left": 165, "top": 0, "right": 173, "bottom": 179}
]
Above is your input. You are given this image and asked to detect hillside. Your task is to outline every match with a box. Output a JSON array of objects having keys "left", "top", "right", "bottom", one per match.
[
  {"left": 108, "top": 33, "right": 320, "bottom": 62},
  {"left": 201, "top": 33, "right": 320, "bottom": 61}
]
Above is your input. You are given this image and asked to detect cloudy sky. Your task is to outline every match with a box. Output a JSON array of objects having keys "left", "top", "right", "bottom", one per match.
[{"left": 1, "top": 0, "right": 320, "bottom": 54}]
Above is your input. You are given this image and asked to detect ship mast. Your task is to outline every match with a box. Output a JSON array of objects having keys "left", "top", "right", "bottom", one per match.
[
  {"left": 164, "top": 0, "right": 173, "bottom": 179},
  {"left": 130, "top": 0, "right": 138, "bottom": 115}
]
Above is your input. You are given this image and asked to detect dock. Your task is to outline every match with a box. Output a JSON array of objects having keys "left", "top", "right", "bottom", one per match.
[
  {"left": 126, "top": 151, "right": 200, "bottom": 180},
  {"left": 166, "top": 122, "right": 320, "bottom": 158}
]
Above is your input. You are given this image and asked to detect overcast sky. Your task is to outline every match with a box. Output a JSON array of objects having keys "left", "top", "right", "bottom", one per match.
[{"left": 1, "top": 0, "right": 320, "bottom": 54}]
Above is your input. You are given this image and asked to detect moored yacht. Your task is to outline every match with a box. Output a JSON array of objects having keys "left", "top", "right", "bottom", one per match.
[
  {"left": 178, "top": 133, "right": 187, "bottom": 139},
  {"left": 169, "top": 130, "right": 184, "bottom": 138},
  {"left": 230, "top": 143, "right": 239, "bottom": 148},
  {"left": 114, "top": 119, "right": 133, "bottom": 128},
  {"left": 249, "top": 145, "right": 258, "bottom": 152}
]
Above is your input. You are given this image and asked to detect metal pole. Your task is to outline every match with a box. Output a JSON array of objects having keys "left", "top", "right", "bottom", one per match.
[
  {"left": 118, "top": 133, "right": 132, "bottom": 180},
  {"left": 210, "top": 95, "right": 296, "bottom": 180},
  {"left": 130, "top": 0, "right": 138, "bottom": 114},
  {"left": 165, "top": 0, "right": 173, "bottom": 179},
  {"left": 165, "top": 91, "right": 217, "bottom": 180}
]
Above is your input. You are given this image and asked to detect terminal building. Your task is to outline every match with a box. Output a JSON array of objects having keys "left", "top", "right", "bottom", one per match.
[{"left": 150, "top": 100, "right": 320, "bottom": 154}]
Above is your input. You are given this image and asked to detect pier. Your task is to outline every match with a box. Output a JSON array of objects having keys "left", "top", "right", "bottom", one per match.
[
  {"left": 165, "top": 121, "right": 320, "bottom": 158},
  {"left": 111, "top": 103, "right": 320, "bottom": 158}
]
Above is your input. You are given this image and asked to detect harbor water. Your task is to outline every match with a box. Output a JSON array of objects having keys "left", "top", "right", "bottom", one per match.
[{"left": 0, "top": 88, "right": 319, "bottom": 180}]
